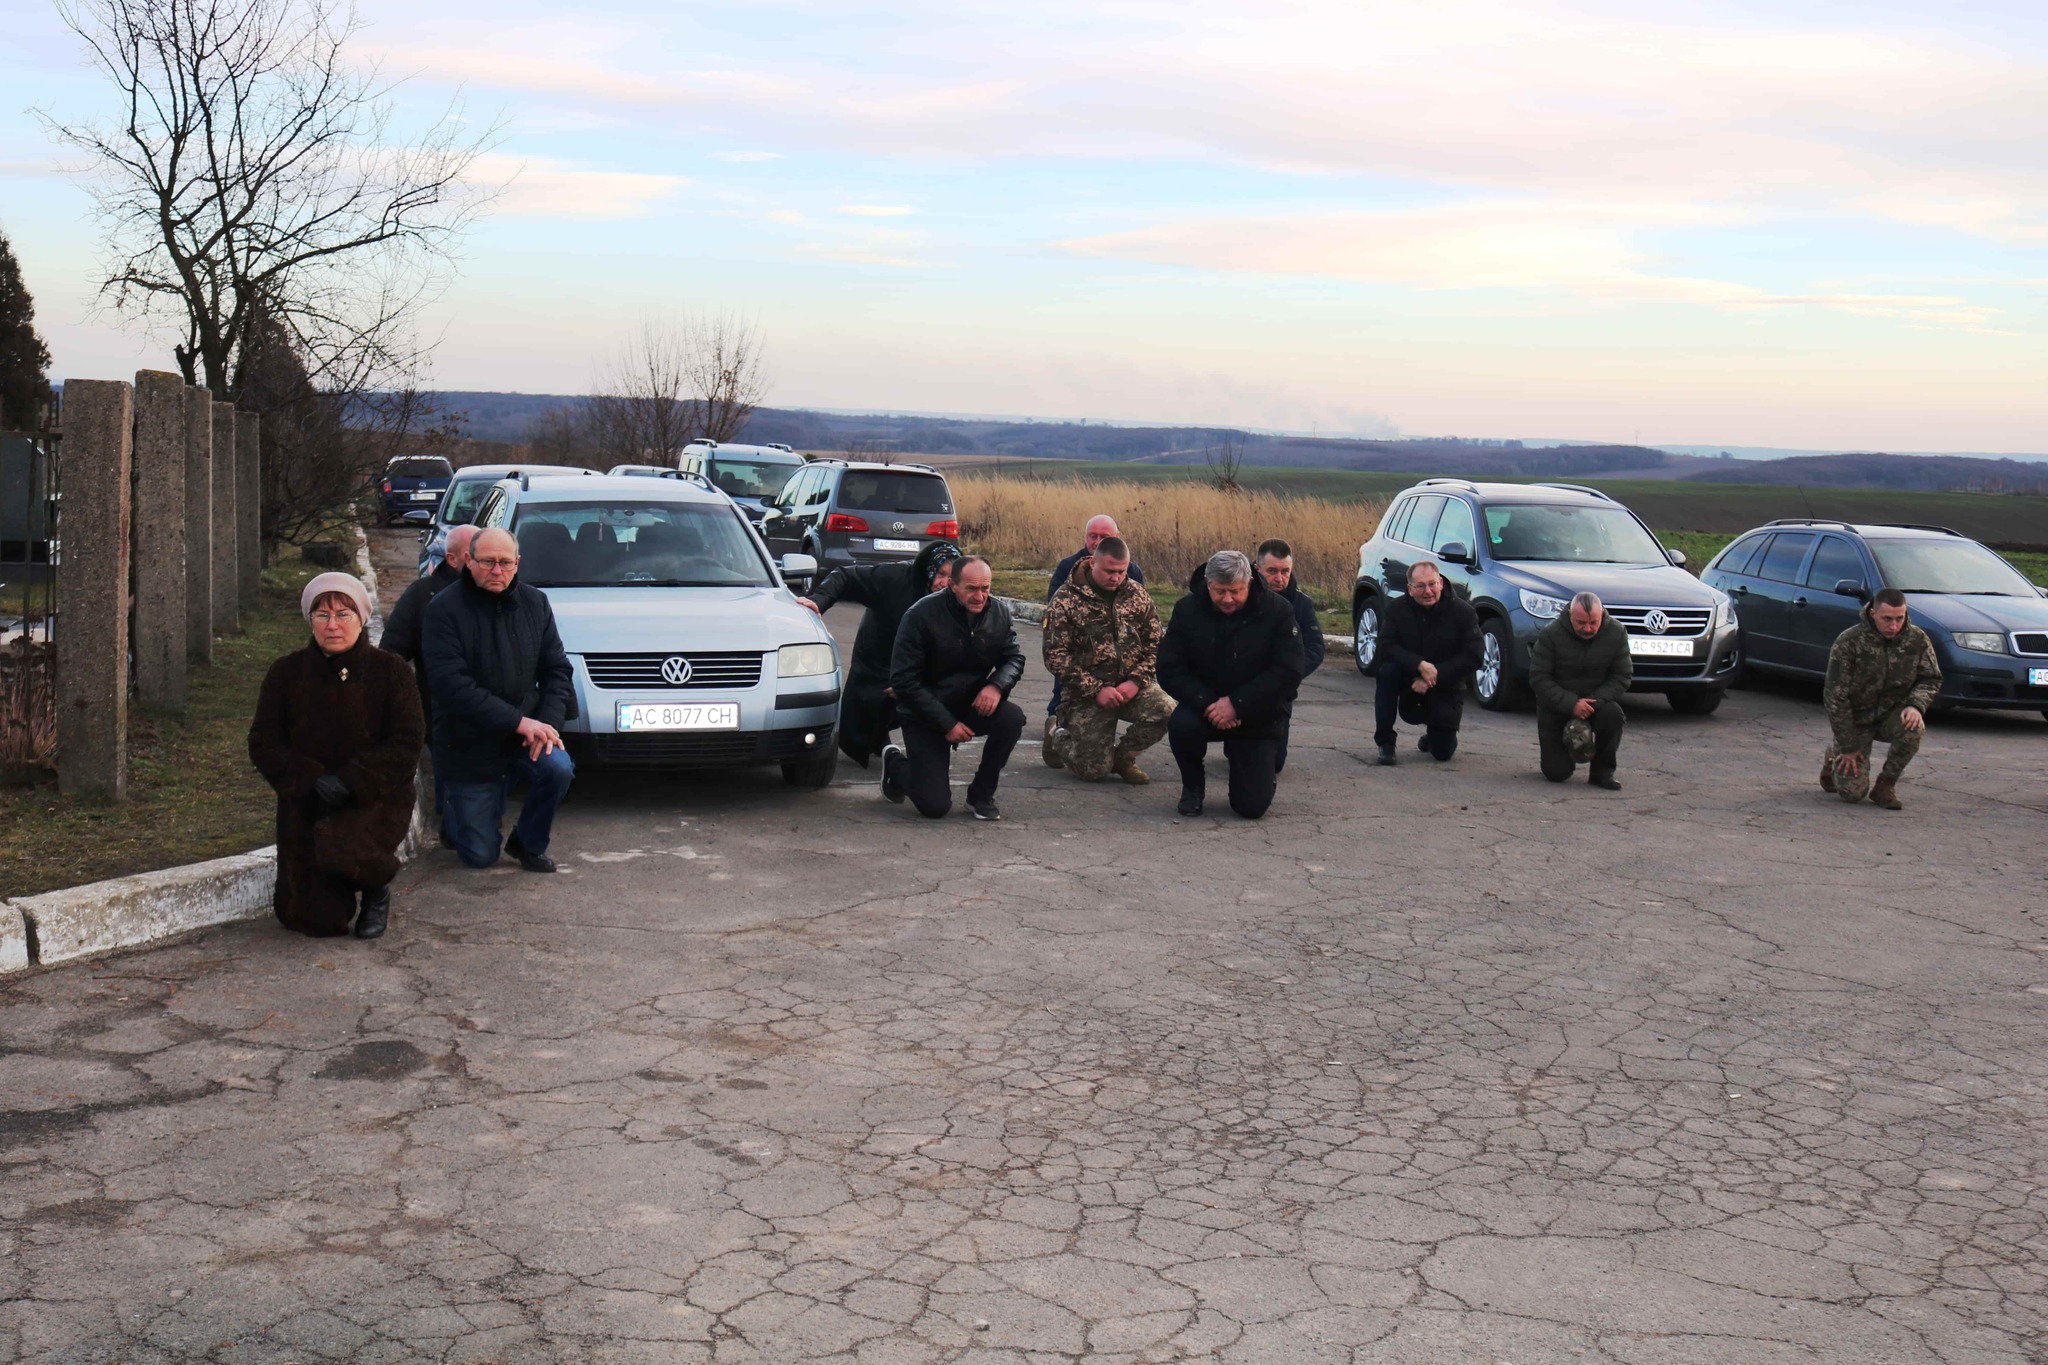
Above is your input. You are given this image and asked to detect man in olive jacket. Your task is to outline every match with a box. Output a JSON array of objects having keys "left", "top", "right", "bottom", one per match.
[
  {"left": 1042, "top": 536, "right": 1171, "bottom": 785},
  {"left": 885, "top": 556, "right": 1027, "bottom": 820},
  {"left": 1821, "top": 588, "right": 1942, "bottom": 810},
  {"left": 1528, "top": 591, "right": 1633, "bottom": 789}
]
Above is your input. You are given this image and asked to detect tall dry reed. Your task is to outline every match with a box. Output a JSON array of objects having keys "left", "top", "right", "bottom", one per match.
[{"left": 951, "top": 475, "right": 1385, "bottom": 604}]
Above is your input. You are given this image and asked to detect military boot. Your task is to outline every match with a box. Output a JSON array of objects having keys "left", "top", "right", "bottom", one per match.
[
  {"left": 1820, "top": 754, "right": 1837, "bottom": 794},
  {"left": 1870, "top": 777, "right": 1903, "bottom": 811},
  {"left": 1042, "top": 714, "right": 1065, "bottom": 769},
  {"left": 1111, "top": 746, "right": 1150, "bottom": 786}
]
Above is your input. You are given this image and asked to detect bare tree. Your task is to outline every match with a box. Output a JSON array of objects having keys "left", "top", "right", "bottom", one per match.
[
  {"left": 686, "top": 313, "right": 766, "bottom": 443},
  {"left": 845, "top": 438, "right": 897, "bottom": 464},
  {"left": 45, "top": 0, "right": 495, "bottom": 401},
  {"left": 586, "top": 315, "right": 769, "bottom": 464},
  {"left": 523, "top": 405, "right": 593, "bottom": 466},
  {"left": 1206, "top": 429, "right": 1245, "bottom": 492}
]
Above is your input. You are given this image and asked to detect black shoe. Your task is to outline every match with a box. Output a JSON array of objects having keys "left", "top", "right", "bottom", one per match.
[
  {"left": 353, "top": 886, "right": 390, "bottom": 939},
  {"left": 1376, "top": 745, "right": 1398, "bottom": 767},
  {"left": 967, "top": 797, "right": 1001, "bottom": 821},
  {"left": 1177, "top": 789, "right": 1204, "bottom": 817},
  {"left": 1416, "top": 734, "right": 1429, "bottom": 751},
  {"left": 504, "top": 834, "right": 558, "bottom": 873},
  {"left": 880, "top": 743, "right": 907, "bottom": 804},
  {"left": 1589, "top": 771, "right": 1621, "bottom": 791}
]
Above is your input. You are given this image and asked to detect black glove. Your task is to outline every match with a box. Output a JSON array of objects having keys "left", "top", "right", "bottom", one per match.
[{"left": 312, "top": 773, "right": 353, "bottom": 814}]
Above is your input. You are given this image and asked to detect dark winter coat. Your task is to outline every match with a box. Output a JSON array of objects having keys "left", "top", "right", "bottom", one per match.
[
  {"left": 1049, "top": 547, "right": 1144, "bottom": 600},
  {"left": 807, "top": 543, "right": 954, "bottom": 763},
  {"left": 1381, "top": 591, "right": 1483, "bottom": 688},
  {"left": 1527, "top": 612, "right": 1634, "bottom": 716},
  {"left": 1157, "top": 566, "right": 1306, "bottom": 739},
  {"left": 890, "top": 590, "right": 1026, "bottom": 734},
  {"left": 376, "top": 560, "right": 462, "bottom": 727},
  {"left": 421, "top": 572, "right": 575, "bottom": 783},
  {"left": 1275, "top": 579, "right": 1326, "bottom": 676},
  {"left": 248, "top": 637, "right": 424, "bottom": 935}
]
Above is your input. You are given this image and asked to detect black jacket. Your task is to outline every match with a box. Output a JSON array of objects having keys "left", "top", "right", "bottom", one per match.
[
  {"left": 1276, "top": 579, "right": 1325, "bottom": 676},
  {"left": 421, "top": 572, "right": 575, "bottom": 782},
  {"left": 810, "top": 544, "right": 950, "bottom": 685},
  {"left": 378, "top": 560, "right": 461, "bottom": 663},
  {"left": 1528, "top": 613, "right": 1634, "bottom": 716},
  {"left": 1158, "top": 566, "right": 1305, "bottom": 738},
  {"left": 889, "top": 590, "right": 1026, "bottom": 733},
  {"left": 1381, "top": 591, "right": 1483, "bottom": 686},
  {"left": 1049, "top": 547, "right": 1144, "bottom": 601}
]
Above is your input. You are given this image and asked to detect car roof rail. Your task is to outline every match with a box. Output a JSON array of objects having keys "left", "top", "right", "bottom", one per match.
[
  {"left": 1871, "top": 522, "right": 1962, "bottom": 536},
  {"left": 1529, "top": 482, "right": 1615, "bottom": 502},
  {"left": 1763, "top": 518, "right": 1855, "bottom": 531},
  {"left": 510, "top": 467, "right": 597, "bottom": 491},
  {"left": 767, "top": 442, "right": 795, "bottom": 452},
  {"left": 1416, "top": 477, "right": 1478, "bottom": 490},
  {"left": 691, "top": 437, "right": 718, "bottom": 448}
]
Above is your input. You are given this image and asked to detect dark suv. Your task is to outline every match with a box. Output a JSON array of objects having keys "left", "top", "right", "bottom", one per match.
[
  {"left": 760, "top": 459, "right": 959, "bottom": 572},
  {"left": 1703, "top": 520, "right": 2048, "bottom": 718},
  {"left": 1351, "top": 479, "right": 1739, "bottom": 712},
  {"left": 379, "top": 455, "right": 454, "bottom": 525}
]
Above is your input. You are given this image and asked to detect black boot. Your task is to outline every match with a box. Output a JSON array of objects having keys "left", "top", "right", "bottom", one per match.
[{"left": 353, "top": 885, "right": 391, "bottom": 939}]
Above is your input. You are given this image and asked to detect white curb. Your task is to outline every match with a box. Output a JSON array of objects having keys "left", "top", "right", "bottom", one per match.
[
  {"left": 0, "top": 903, "right": 28, "bottom": 974},
  {"left": 9, "top": 847, "right": 278, "bottom": 966}
]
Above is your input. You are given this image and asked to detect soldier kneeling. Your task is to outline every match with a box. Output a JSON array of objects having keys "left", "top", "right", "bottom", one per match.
[
  {"left": 1042, "top": 536, "right": 1174, "bottom": 784},
  {"left": 1821, "top": 587, "right": 1942, "bottom": 810}
]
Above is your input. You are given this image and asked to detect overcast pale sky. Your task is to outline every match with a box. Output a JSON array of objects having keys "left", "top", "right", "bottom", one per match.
[{"left": 4, "top": 0, "right": 2045, "bottom": 449}]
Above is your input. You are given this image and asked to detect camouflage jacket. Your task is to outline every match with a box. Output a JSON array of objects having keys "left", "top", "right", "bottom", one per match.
[
  {"left": 1823, "top": 607, "right": 1942, "bottom": 747},
  {"left": 1042, "top": 557, "right": 1164, "bottom": 695}
]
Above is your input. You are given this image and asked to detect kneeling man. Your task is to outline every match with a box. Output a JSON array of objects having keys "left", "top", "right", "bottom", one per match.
[
  {"left": 885, "top": 556, "right": 1027, "bottom": 820},
  {"left": 1375, "top": 560, "right": 1482, "bottom": 764},
  {"left": 1159, "top": 550, "right": 1305, "bottom": 818},
  {"left": 1043, "top": 535, "right": 1173, "bottom": 784},
  {"left": 1530, "top": 591, "right": 1631, "bottom": 790},
  {"left": 1822, "top": 587, "right": 1941, "bottom": 810}
]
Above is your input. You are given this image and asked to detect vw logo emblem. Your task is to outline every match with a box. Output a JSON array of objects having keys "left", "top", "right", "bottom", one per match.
[
  {"left": 660, "top": 655, "right": 693, "bottom": 685},
  {"left": 1644, "top": 609, "right": 1670, "bottom": 635},
  {"left": 892, "top": 521, "right": 905, "bottom": 531}
]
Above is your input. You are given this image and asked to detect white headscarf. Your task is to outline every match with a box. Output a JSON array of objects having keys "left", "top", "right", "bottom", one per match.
[{"left": 300, "top": 572, "right": 373, "bottom": 625}]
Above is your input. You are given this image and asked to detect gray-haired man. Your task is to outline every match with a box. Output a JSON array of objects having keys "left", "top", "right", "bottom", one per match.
[
  {"left": 1157, "top": 550, "right": 1306, "bottom": 818},
  {"left": 1528, "top": 591, "right": 1633, "bottom": 790}
]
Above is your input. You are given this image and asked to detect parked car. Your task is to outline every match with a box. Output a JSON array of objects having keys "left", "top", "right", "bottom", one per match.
[
  {"left": 677, "top": 441, "right": 808, "bottom": 520},
  {"left": 1703, "top": 519, "right": 2048, "bottom": 719},
  {"left": 379, "top": 455, "right": 454, "bottom": 525},
  {"left": 1351, "top": 479, "right": 1739, "bottom": 712},
  {"left": 417, "top": 464, "right": 595, "bottom": 574},
  {"left": 467, "top": 472, "right": 842, "bottom": 784},
  {"left": 759, "top": 459, "right": 959, "bottom": 573}
]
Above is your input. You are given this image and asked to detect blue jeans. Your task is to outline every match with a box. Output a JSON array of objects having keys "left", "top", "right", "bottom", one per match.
[{"left": 442, "top": 747, "right": 575, "bottom": 868}]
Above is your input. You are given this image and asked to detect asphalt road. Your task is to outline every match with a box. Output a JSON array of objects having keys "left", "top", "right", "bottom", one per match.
[{"left": 4, "top": 543, "right": 2046, "bottom": 1363}]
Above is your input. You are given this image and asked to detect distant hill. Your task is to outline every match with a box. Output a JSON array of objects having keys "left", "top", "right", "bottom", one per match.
[{"left": 1683, "top": 452, "right": 2048, "bottom": 495}]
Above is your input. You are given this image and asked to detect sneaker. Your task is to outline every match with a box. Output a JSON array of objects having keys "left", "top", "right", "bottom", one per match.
[
  {"left": 1177, "top": 789, "right": 1204, "bottom": 817},
  {"left": 1589, "top": 771, "right": 1621, "bottom": 791},
  {"left": 967, "top": 797, "right": 1001, "bottom": 821},
  {"left": 1376, "top": 745, "right": 1398, "bottom": 767},
  {"left": 504, "top": 834, "right": 558, "bottom": 873},
  {"left": 1042, "top": 715, "right": 1065, "bottom": 769},
  {"left": 880, "top": 744, "right": 907, "bottom": 803}
]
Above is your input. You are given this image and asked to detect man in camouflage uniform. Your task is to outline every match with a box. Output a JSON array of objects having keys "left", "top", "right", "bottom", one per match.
[
  {"left": 1822, "top": 587, "right": 1942, "bottom": 810},
  {"left": 1042, "top": 536, "right": 1174, "bottom": 784}
]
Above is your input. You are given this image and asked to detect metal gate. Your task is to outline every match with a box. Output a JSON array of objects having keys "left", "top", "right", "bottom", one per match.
[{"left": 1, "top": 396, "right": 61, "bottom": 774}]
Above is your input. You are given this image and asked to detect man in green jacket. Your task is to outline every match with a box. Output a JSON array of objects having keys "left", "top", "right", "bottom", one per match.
[
  {"left": 1528, "top": 592, "right": 1633, "bottom": 790},
  {"left": 1821, "top": 588, "right": 1942, "bottom": 810}
]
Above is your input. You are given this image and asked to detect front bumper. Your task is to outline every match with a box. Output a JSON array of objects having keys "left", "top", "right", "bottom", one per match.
[
  {"left": 559, "top": 653, "right": 844, "bottom": 766},
  {"left": 1936, "top": 654, "right": 2048, "bottom": 710},
  {"left": 1510, "top": 620, "right": 1741, "bottom": 692},
  {"left": 569, "top": 725, "right": 836, "bottom": 769}
]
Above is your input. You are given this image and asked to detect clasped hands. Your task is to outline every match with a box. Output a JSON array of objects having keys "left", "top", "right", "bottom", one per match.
[
  {"left": 1409, "top": 661, "right": 1439, "bottom": 695},
  {"left": 516, "top": 716, "right": 564, "bottom": 761},
  {"left": 945, "top": 685, "right": 1005, "bottom": 743}
]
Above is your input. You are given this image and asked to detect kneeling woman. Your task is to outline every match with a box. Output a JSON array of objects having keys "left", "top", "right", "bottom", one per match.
[{"left": 249, "top": 573, "right": 425, "bottom": 938}]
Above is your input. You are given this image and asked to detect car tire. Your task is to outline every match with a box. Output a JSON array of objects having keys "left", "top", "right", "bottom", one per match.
[
  {"left": 1474, "top": 617, "right": 1528, "bottom": 711},
  {"left": 1352, "top": 597, "right": 1381, "bottom": 676},
  {"left": 782, "top": 744, "right": 838, "bottom": 789},
  {"left": 1666, "top": 689, "right": 1724, "bottom": 716}
]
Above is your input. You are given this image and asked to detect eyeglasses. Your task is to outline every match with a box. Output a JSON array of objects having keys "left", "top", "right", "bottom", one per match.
[
  {"left": 310, "top": 609, "right": 358, "bottom": 624},
  {"left": 472, "top": 557, "right": 520, "bottom": 570}
]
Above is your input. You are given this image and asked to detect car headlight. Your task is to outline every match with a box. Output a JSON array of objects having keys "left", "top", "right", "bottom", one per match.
[
  {"left": 1712, "top": 597, "right": 1732, "bottom": 630},
  {"left": 1951, "top": 631, "right": 2006, "bottom": 654},
  {"left": 1519, "top": 590, "right": 1568, "bottom": 619},
  {"left": 778, "top": 642, "right": 837, "bottom": 677}
]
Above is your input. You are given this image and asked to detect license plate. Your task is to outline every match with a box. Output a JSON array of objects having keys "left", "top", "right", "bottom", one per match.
[
  {"left": 873, "top": 538, "right": 919, "bottom": 552},
  {"left": 411, "top": 491, "right": 436, "bottom": 500},
  {"left": 616, "top": 702, "right": 739, "bottom": 731},
  {"left": 2031, "top": 667, "right": 2048, "bottom": 686},
  {"left": 1629, "top": 637, "right": 1694, "bottom": 657}
]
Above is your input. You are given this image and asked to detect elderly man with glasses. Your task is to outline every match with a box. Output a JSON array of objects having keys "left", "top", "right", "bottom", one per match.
[{"left": 421, "top": 527, "right": 576, "bottom": 870}]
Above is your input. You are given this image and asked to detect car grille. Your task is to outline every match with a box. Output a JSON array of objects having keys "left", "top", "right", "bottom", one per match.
[
  {"left": 1606, "top": 605, "right": 1713, "bottom": 637},
  {"left": 580, "top": 728, "right": 828, "bottom": 768},
  {"left": 580, "top": 652, "right": 764, "bottom": 689},
  {"left": 2012, "top": 632, "right": 2048, "bottom": 657}
]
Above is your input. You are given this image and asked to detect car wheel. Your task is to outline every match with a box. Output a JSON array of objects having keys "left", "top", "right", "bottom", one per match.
[
  {"left": 1474, "top": 617, "right": 1528, "bottom": 711},
  {"left": 1352, "top": 598, "right": 1381, "bottom": 676},
  {"left": 1667, "top": 689, "right": 1724, "bottom": 716},
  {"left": 782, "top": 744, "right": 838, "bottom": 789}
]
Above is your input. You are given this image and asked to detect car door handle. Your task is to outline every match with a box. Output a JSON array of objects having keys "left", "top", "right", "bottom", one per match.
[
  {"left": 1730, "top": 584, "right": 1747, "bottom": 596},
  {"left": 1792, "top": 597, "right": 1808, "bottom": 608}
]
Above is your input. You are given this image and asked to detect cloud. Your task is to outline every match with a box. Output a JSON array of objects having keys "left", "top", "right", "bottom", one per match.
[
  {"left": 473, "top": 154, "right": 688, "bottom": 220},
  {"left": 836, "top": 205, "right": 915, "bottom": 217}
]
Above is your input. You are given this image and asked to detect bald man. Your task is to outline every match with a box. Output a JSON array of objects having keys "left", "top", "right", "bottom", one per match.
[
  {"left": 1046, "top": 514, "right": 1146, "bottom": 743},
  {"left": 422, "top": 527, "right": 577, "bottom": 871},
  {"left": 381, "top": 522, "right": 477, "bottom": 834}
]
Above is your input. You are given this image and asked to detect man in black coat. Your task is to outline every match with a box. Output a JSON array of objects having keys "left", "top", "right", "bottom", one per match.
[
  {"left": 885, "top": 556, "right": 1027, "bottom": 820},
  {"left": 1529, "top": 591, "right": 1634, "bottom": 790},
  {"left": 1375, "top": 560, "right": 1484, "bottom": 765},
  {"left": 799, "top": 540, "right": 961, "bottom": 765},
  {"left": 422, "top": 528, "right": 577, "bottom": 870},
  {"left": 1045, "top": 514, "right": 1145, "bottom": 738},
  {"left": 1255, "top": 539, "right": 1324, "bottom": 773},
  {"left": 1158, "top": 550, "right": 1305, "bottom": 819},
  {"left": 379, "top": 523, "right": 475, "bottom": 830}
]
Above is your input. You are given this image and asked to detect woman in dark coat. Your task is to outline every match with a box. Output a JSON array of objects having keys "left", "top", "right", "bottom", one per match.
[
  {"left": 799, "top": 541, "right": 961, "bottom": 765},
  {"left": 249, "top": 572, "right": 425, "bottom": 939}
]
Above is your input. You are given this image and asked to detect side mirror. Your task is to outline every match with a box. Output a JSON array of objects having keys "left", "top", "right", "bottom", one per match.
[
  {"left": 1665, "top": 547, "right": 1688, "bottom": 568},
  {"left": 1834, "top": 579, "right": 1868, "bottom": 600},
  {"left": 1436, "top": 542, "right": 1472, "bottom": 566},
  {"left": 780, "top": 552, "right": 818, "bottom": 586}
]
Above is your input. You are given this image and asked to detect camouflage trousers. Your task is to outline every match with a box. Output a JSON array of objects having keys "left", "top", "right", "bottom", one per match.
[
  {"left": 1052, "top": 682, "right": 1176, "bottom": 781},
  {"left": 1824, "top": 708, "right": 1921, "bottom": 803}
]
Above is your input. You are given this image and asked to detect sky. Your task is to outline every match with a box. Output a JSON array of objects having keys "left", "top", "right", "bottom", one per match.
[{"left": 3, "top": 0, "right": 2046, "bottom": 450}]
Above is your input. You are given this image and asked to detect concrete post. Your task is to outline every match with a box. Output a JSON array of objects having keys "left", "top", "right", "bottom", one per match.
[
  {"left": 210, "top": 403, "right": 238, "bottom": 634},
  {"left": 56, "top": 378, "right": 133, "bottom": 800},
  {"left": 236, "top": 412, "right": 260, "bottom": 612},
  {"left": 183, "top": 387, "right": 213, "bottom": 664},
  {"left": 131, "top": 371, "right": 186, "bottom": 713}
]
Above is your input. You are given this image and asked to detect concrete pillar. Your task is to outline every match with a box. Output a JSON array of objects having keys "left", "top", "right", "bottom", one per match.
[
  {"left": 183, "top": 387, "right": 213, "bottom": 664},
  {"left": 56, "top": 378, "right": 133, "bottom": 800},
  {"left": 131, "top": 371, "right": 187, "bottom": 713},
  {"left": 235, "top": 412, "right": 260, "bottom": 612},
  {"left": 210, "top": 403, "right": 238, "bottom": 634}
]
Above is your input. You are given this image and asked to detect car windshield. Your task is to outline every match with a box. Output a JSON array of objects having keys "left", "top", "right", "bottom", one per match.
[
  {"left": 1868, "top": 539, "right": 2036, "bottom": 596},
  {"left": 1483, "top": 504, "right": 1666, "bottom": 564},
  {"left": 710, "top": 458, "right": 802, "bottom": 499},
  {"left": 439, "top": 478, "right": 497, "bottom": 524},
  {"left": 838, "top": 471, "right": 952, "bottom": 515},
  {"left": 512, "top": 501, "right": 771, "bottom": 588}
]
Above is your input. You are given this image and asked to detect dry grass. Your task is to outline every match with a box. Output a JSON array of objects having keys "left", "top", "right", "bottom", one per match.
[{"left": 952, "top": 474, "right": 1384, "bottom": 605}]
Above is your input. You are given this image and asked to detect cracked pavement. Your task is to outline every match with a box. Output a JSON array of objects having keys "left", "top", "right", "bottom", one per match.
[{"left": 5, "top": 542, "right": 2047, "bottom": 1363}]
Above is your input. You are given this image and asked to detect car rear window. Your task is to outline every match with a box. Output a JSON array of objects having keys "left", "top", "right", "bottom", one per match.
[
  {"left": 389, "top": 458, "right": 453, "bottom": 479},
  {"left": 836, "top": 472, "right": 952, "bottom": 515}
]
